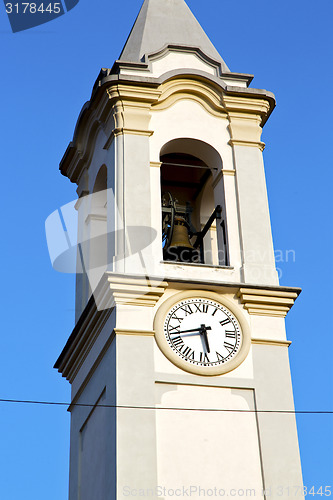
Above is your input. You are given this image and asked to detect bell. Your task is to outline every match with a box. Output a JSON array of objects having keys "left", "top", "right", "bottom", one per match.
[{"left": 164, "top": 216, "right": 200, "bottom": 263}]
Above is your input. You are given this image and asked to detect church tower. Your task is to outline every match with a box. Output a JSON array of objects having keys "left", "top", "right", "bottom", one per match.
[{"left": 55, "top": 1, "right": 303, "bottom": 498}]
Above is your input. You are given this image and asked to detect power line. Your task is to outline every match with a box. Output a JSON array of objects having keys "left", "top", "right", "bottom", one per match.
[{"left": 0, "top": 398, "right": 332, "bottom": 414}]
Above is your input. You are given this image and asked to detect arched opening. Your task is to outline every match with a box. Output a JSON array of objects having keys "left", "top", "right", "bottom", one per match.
[{"left": 160, "top": 139, "right": 228, "bottom": 266}]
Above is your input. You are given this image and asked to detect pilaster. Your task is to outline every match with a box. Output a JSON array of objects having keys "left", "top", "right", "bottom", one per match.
[{"left": 225, "top": 95, "right": 278, "bottom": 286}]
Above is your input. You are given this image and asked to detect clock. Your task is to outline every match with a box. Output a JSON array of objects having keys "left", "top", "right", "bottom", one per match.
[{"left": 154, "top": 291, "right": 251, "bottom": 376}]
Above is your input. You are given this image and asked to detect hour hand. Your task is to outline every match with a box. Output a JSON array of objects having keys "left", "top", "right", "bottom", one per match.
[
  {"left": 177, "top": 326, "right": 212, "bottom": 335},
  {"left": 200, "top": 325, "right": 210, "bottom": 353}
]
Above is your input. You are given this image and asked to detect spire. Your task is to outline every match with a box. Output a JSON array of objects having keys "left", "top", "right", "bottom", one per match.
[{"left": 119, "top": 0, "right": 230, "bottom": 72}]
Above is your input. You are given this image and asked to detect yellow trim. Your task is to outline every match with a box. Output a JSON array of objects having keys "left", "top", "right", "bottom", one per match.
[
  {"left": 251, "top": 338, "right": 292, "bottom": 347},
  {"left": 222, "top": 169, "right": 236, "bottom": 176},
  {"left": 150, "top": 161, "right": 162, "bottom": 168},
  {"left": 114, "top": 128, "right": 154, "bottom": 137},
  {"left": 153, "top": 94, "right": 226, "bottom": 118},
  {"left": 153, "top": 78, "right": 227, "bottom": 118},
  {"left": 114, "top": 329, "right": 155, "bottom": 337},
  {"left": 228, "top": 139, "right": 266, "bottom": 151},
  {"left": 223, "top": 96, "right": 271, "bottom": 115}
]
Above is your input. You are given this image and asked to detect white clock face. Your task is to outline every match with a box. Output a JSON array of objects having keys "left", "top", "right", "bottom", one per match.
[{"left": 163, "top": 298, "right": 242, "bottom": 369}]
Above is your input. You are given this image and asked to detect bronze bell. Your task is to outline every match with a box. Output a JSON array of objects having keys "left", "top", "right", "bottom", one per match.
[{"left": 164, "top": 216, "right": 199, "bottom": 263}]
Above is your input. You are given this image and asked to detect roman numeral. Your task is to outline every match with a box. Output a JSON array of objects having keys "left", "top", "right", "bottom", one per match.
[
  {"left": 171, "top": 314, "right": 183, "bottom": 323},
  {"left": 172, "top": 336, "right": 185, "bottom": 349},
  {"left": 212, "top": 308, "right": 218, "bottom": 316},
  {"left": 220, "top": 318, "right": 231, "bottom": 326},
  {"left": 180, "top": 305, "right": 193, "bottom": 315},
  {"left": 225, "top": 330, "right": 236, "bottom": 339},
  {"left": 200, "top": 352, "right": 210, "bottom": 363},
  {"left": 168, "top": 324, "right": 181, "bottom": 334},
  {"left": 193, "top": 303, "right": 209, "bottom": 313},
  {"left": 224, "top": 342, "right": 235, "bottom": 354},
  {"left": 216, "top": 351, "right": 224, "bottom": 360},
  {"left": 182, "top": 346, "right": 195, "bottom": 359}
]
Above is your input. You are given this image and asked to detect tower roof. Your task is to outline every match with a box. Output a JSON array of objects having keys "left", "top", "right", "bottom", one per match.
[{"left": 119, "top": 0, "right": 230, "bottom": 72}]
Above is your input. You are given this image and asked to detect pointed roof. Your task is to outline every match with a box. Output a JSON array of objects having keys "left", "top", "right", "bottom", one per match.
[{"left": 119, "top": 0, "right": 230, "bottom": 72}]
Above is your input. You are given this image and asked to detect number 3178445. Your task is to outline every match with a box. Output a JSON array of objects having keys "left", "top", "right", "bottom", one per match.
[{"left": 5, "top": 3, "right": 62, "bottom": 14}]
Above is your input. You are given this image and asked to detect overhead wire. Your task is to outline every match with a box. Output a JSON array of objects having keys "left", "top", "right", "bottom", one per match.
[{"left": 0, "top": 398, "right": 332, "bottom": 414}]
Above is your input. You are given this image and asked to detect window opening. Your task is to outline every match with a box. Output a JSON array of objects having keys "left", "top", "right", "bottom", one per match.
[{"left": 160, "top": 153, "right": 223, "bottom": 264}]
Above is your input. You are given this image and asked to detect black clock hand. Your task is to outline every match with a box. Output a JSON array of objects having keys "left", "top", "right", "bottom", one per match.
[
  {"left": 177, "top": 326, "right": 212, "bottom": 335},
  {"left": 200, "top": 324, "right": 211, "bottom": 353}
]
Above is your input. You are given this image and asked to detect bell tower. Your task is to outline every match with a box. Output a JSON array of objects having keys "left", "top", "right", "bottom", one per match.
[{"left": 55, "top": 1, "right": 303, "bottom": 499}]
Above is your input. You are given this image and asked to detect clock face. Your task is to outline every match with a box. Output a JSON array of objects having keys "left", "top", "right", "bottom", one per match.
[
  {"left": 154, "top": 292, "right": 250, "bottom": 376},
  {"left": 164, "top": 298, "right": 242, "bottom": 368}
]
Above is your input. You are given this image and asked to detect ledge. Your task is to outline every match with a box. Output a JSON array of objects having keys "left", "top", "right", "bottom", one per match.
[
  {"left": 162, "top": 261, "right": 233, "bottom": 270},
  {"left": 108, "top": 274, "right": 168, "bottom": 307},
  {"left": 237, "top": 288, "right": 299, "bottom": 317},
  {"left": 251, "top": 338, "right": 292, "bottom": 347}
]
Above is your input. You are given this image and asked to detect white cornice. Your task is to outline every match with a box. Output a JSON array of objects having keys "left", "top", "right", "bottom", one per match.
[{"left": 237, "top": 288, "right": 299, "bottom": 317}]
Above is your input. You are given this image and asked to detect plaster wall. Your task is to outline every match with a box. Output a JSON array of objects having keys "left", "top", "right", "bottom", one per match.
[
  {"left": 252, "top": 344, "right": 303, "bottom": 493},
  {"left": 233, "top": 145, "right": 278, "bottom": 285},
  {"left": 111, "top": 132, "right": 161, "bottom": 276},
  {"left": 71, "top": 309, "right": 116, "bottom": 399},
  {"left": 150, "top": 100, "right": 232, "bottom": 166},
  {"left": 150, "top": 51, "right": 217, "bottom": 77},
  {"left": 79, "top": 390, "right": 107, "bottom": 500},
  {"left": 155, "top": 384, "right": 264, "bottom": 494},
  {"left": 69, "top": 339, "right": 116, "bottom": 500},
  {"left": 116, "top": 334, "right": 158, "bottom": 495}
]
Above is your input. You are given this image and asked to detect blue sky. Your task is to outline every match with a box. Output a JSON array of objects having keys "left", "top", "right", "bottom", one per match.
[{"left": 0, "top": 0, "right": 332, "bottom": 498}]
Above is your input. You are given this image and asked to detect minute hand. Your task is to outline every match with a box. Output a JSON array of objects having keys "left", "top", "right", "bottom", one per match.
[{"left": 177, "top": 326, "right": 212, "bottom": 334}]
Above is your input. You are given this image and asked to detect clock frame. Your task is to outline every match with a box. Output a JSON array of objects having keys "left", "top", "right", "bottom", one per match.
[{"left": 154, "top": 290, "right": 251, "bottom": 376}]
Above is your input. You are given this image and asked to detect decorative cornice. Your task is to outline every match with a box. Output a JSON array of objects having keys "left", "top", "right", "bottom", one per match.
[
  {"left": 60, "top": 71, "right": 275, "bottom": 185},
  {"left": 107, "top": 274, "right": 168, "bottom": 307},
  {"left": 55, "top": 273, "right": 168, "bottom": 381},
  {"left": 223, "top": 96, "right": 271, "bottom": 116},
  {"left": 85, "top": 213, "right": 107, "bottom": 224},
  {"left": 114, "top": 329, "right": 155, "bottom": 337},
  {"left": 222, "top": 169, "right": 236, "bottom": 176},
  {"left": 251, "top": 338, "right": 292, "bottom": 347},
  {"left": 116, "top": 128, "right": 154, "bottom": 136},
  {"left": 150, "top": 161, "right": 162, "bottom": 168},
  {"left": 104, "top": 128, "right": 154, "bottom": 149},
  {"left": 228, "top": 139, "right": 266, "bottom": 152},
  {"left": 237, "top": 288, "right": 299, "bottom": 317},
  {"left": 105, "top": 84, "right": 161, "bottom": 104},
  {"left": 55, "top": 299, "right": 113, "bottom": 383},
  {"left": 153, "top": 77, "right": 226, "bottom": 118}
]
